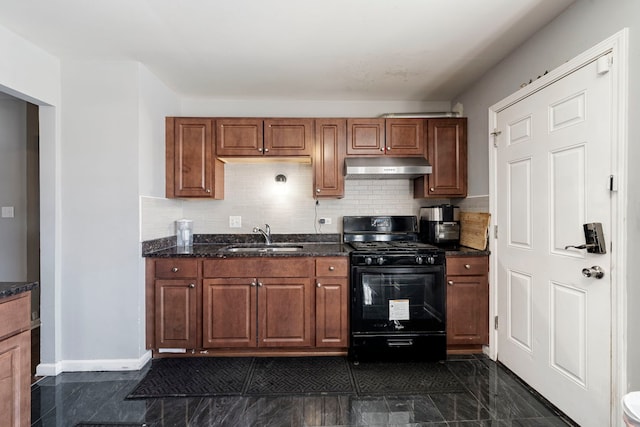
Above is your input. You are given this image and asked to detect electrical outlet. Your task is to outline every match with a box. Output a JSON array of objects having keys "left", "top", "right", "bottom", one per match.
[
  {"left": 1, "top": 207, "right": 14, "bottom": 218},
  {"left": 229, "top": 216, "right": 242, "bottom": 228},
  {"left": 319, "top": 217, "right": 332, "bottom": 225}
]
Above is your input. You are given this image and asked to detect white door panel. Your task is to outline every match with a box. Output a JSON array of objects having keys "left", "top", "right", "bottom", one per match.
[{"left": 495, "top": 56, "right": 612, "bottom": 427}]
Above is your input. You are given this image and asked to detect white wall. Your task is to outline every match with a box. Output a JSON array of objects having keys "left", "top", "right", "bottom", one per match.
[
  {"left": 0, "top": 23, "right": 63, "bottom": 372},
  {"left": 0, "top": 97, "right": 27, "bottom": 280},
  {"left": 453, "top": 0, "right": 640, "bottom": 393}
]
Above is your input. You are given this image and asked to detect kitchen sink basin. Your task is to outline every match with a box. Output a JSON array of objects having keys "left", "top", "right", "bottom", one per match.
[{"left": 222, "top": 244, "right": 304, "bottom": 253}]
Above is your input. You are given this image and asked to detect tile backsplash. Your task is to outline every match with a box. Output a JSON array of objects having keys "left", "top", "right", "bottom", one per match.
[{"left": 141, "top": 162, "right": 455, "bottom": 241}]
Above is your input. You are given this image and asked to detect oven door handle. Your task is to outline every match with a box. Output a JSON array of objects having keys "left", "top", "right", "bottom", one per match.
[{"left": 386, "top": 339, "right": 414, "bottom": 347}]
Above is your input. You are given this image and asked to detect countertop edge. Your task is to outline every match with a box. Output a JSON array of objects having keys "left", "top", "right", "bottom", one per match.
[{"left": 0, "top": 281, "right": 39, "bottom": 300}]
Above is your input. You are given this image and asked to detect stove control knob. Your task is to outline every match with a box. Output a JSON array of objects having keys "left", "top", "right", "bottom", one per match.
[
  {"left": 427, "top": 256, "right": 435, "bottom": 265},
  {"left": 365, "top": 257, "right": 373, "bottom": 265},
  {"left": 415, "top": 256, "right": 424, "bottom": 265},
  {"left": 377, "top": 257, "right": 385, "bottom": 265}
]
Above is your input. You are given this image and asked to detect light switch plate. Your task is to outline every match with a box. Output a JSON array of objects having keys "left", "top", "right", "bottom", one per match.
[
  {"left": 229, "top": 216, "right": 242, "bottom": 228},
  {"left": 1, "top": 206, "right": 14, "bottom": 218}
]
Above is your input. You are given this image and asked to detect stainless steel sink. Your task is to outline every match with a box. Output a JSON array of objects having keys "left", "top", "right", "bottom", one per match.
[{"left": 223, "top": 244, "right": 304, "bottom": 253}]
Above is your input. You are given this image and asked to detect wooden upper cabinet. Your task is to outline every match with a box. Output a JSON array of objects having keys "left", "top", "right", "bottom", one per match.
[
  {"left": 264, "top": 119, "right": 314, "bottom": 156},
  {"left": 166, "top": 117, "right": 224, "bottom": 199},
  {"left": 216, "top": 118, "right": 313, "bottom": 157},
  {"left": 414, "top": 118, "right": 467, "bottom": 198},
  {"left": 346, "top": 118, "right": 385, "bottom": 155},
  {"left": 385, "top": 119, "right": 425, "bottom": 156},
  {"left": 314, "top": 119, "right": 346, "bottom": 198},
  {"left": 216, "top": 118, "right": 263, "bottom": 156}
]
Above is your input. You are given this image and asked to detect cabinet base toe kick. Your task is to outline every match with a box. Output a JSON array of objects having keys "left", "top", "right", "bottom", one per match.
[{"left": 151, "top": 348, "right": 348, "bottom": 358}]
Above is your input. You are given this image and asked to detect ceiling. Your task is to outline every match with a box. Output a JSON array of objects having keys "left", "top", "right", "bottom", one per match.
[{"left": 0, "top": 0, "right": 574, "bottom": 101}]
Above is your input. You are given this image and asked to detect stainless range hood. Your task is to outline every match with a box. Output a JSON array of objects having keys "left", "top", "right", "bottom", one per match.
[{"left": 344, "top": 157, "right": 432, "bottom": 179}]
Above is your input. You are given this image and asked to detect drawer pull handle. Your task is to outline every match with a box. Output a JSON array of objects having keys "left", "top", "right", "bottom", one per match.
[
  {"left": 329, "top": 266, "right": 335, "bottom": 271},
  {"left": 464, "top": 264, "right": 471, "bottom": 269},
  {"left": 171, "top": 267, "right": 179, "bottom": 272},
  {"left": 448, "top": 280, "right": 454, "bottom": 286}
]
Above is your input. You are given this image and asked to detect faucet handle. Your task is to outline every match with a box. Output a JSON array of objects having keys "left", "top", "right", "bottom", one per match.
[{"left": 265, "top": 224, "right": 271, "bottom": 234}]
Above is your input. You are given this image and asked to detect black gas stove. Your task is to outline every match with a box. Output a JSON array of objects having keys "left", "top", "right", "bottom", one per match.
[{"left": 343, "top": 216, "right": 447, "bottom": 362}]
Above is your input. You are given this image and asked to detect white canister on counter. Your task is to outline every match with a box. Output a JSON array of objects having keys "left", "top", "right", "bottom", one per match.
[{"left": 175, "top": 219, "right": 193, "bottom": 248}]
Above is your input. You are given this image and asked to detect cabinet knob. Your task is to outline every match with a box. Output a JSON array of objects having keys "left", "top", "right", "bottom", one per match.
[
  {"left": 316, "top": 188, "right": 321, "bottom": 193},
  {"left": 386, "top": 147, "right": 391, "bottom": 151},
  {"left": 448, "top": 280, "right": 454, "bottom": 286},
  {"left": 316, "top": 282, "right": 322, "bottom": 288},
  {"left": 258, "top": 282, "right": 264, "bottom": 287},
  {"left": 189, "top": 283, "right": 195, "bottom": 288},
  {"left": 380, "top": 148, "right": 385, "bottom": 152},
  {"left": 250, "top": 281, "right": 257, "bottom": 287},
  {"left": 264, "top": 148, "right": 269, "bottom": 153},
  {"left": 258, "top": 147, "right": 263, "bottom": 152},
  {"left": 464, "top": 264, "right": 471, "bottom": 269},
  {"left": 206, "top": 188, "right": 211, "bottom": 193},
  {"left": 171, "top": 267, "right": 179, "bottom": 272},
  {"left": 328, "top": 266, "right": 335, "bottom": 271}
]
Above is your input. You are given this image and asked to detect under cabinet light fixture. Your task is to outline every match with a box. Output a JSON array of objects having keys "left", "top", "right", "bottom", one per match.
[{"left": 275, "top": 174, "right": 287, "bottom": 184}]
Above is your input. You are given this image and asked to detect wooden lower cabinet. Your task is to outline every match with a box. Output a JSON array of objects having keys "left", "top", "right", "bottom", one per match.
[
  {"left": 154, "top": 280, "right": 197, "bottom": 349},
  {"left": 314, "top": 257, "right": 349, "bottom": 347},
  {"left": 446, "top": 255, "right": 489, "bottom": 352},
  {"left": 148, "top": 256, "right": 349, "bottom": 355},
  {"left": 0, "top": 293, "right": 31, "bottom": 427}
]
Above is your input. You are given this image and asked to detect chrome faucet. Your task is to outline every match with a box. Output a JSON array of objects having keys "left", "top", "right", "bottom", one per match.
[{"left": 253, "top": 224, "right": 272, "bottom": 245}]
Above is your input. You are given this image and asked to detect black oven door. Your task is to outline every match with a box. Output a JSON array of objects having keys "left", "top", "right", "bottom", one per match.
[{"left": 351, "top": 265, "right": 445, "bottom": 334}]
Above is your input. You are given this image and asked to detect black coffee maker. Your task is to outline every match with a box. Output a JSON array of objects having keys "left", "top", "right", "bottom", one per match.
[{"left": 419, "top": 204, "right": 460, "bottom": 247}]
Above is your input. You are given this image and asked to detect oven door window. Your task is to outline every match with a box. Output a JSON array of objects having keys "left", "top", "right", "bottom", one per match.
[{"left": 352, "top": 266, "right": 445, "bottom": 333}]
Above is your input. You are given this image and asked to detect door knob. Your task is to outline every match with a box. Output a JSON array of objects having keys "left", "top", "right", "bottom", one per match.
[{"left": 582, "top": 266, "right": 604, "bottom": 279}]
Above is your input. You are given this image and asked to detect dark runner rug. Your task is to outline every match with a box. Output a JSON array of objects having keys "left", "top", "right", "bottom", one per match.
[
  {"left": 127, "top": 357, "right": 465, "bottom": 398},
  {"left": 127, "top": 357, "right": 253, "bottom": 398},
  {"left": 351, "top": 361, "right": 466, "bottom": 395},
  {"left": 75, "top": 424, "right": 147, "bottom": 427},
  {"left": 245, "top": 356, "right": 354, "bottom": 395}
]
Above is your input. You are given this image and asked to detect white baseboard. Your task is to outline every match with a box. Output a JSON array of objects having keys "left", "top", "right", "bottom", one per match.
[{"left": 36, "top": 350, "right": 152, "bottom": 376}]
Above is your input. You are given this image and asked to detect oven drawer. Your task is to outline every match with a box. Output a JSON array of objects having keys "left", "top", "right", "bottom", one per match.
[
  {"left": 315, "top": 258, "right": 348, "bottom": 277},
  {"left": 446, "top": 256, "right": 488, "bottom": 276}
]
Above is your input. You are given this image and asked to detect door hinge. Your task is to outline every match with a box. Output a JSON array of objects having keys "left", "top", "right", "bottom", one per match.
[
  {"left": 494, "top": 225, "right": 498, "bottom": 239},
  {"left": 494, "top": 316, "right": 499, "bottom": 330},
  {"left": 609, "top": 174, "right": 618, "bottom": 192},
  {"left": 490, "top": 129, "right": 502, "bottom": 148}
]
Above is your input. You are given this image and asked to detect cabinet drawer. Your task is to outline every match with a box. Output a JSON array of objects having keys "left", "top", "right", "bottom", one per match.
[
  {"left": 446, "top": 256, "right": 488, "bottom": 276},
  {"left": 0, "top": 293, "right": 30, "bottom": 340},
  {"left": 155, "top": 259, "right": 198, "bottom": 278},
  {"left": 204, "top": 258, "right": 313, "bottom": 278},
  {"left": 315, "top": 258, "right": 348, "bottom": 277}
]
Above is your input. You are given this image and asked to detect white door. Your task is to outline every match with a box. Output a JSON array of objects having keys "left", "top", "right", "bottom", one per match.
[{"left": 494, "top": 55, "right": 613, "bottom": 426}]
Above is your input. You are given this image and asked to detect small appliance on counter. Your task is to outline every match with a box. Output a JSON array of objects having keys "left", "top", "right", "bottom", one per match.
[
  {"left": 419, "top": 204, "right": 460, "bottom": 248},
  {"left": 175, "top": 219, "right": 193, "bottom": 249}
]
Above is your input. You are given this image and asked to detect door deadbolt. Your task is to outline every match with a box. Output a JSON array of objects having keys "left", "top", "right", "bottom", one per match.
[
  {"left": 582, "top": 266, "right": 604, "bottom": 279},
  {"left": 565, "top": 223, "right": 607, "bottom": 254}
]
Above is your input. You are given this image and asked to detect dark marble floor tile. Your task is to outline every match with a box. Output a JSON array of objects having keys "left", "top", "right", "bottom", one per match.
[
  {"left": 301, "top": 395, "right": 351, "bottom": 426},
  {"left": 242, "top": 396, "right": 306, "bottom": 427},
  {"left": 188, "top": 396, "right": 248, "bottom": 427},
  {"left": 384, "top": 395, "right": 445, "bottom": 424},
  {"left": 429, "top": 392, "right": 492, "bottom": 422},
  {"left": 142, "top": 397, "right": 203, "bottom": 426}
]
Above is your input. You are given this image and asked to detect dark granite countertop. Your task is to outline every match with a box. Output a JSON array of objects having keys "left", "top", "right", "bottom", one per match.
[
  {"left": 143, "top": 234, "right": 351, "bottom": 258},
  {"left": 445, "top": 246, "right": 490, "bottom": 257},
  {"left": 0, "top": 281, "right": 39, "bottom": 300}
]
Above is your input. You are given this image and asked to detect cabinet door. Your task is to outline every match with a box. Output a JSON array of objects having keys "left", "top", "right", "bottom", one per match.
[
  {"left": 314, "top": 119, "right": 346, "bottom": 198},
  {"left": 315, "top": 278, "right": 348, "bottom": 347},
  {"left": 258, "top": 278, "right": 312, "bottom": 347},
  {"left": 203, "top": 278, "right": 257, "bottom": 348},
  {"left": 414, "top": 118, "right": 467, "bottom": 198},
  {"left": 346, "top": 118, "right": 385, "bottom": 155},
  {"left": 446, "top": 274, "right": 489, "bottom": 346},
  {"left": 167, "top": 118, "right": 220, "bottom": 198},
  {"left": 385, "top": 119, "right": 425, "bottom": 156},
  {"left": 216, "top": 118, "right": 263, "bottom": 156},
  {"left": 264, "top": 118, "right": 314, "bottom": 156},
  {"left": 155, "top": 280, "right": 197, "bottom": 348},
  {"left": 0, "top": 331, "right": 30, "bottom": 427}
]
